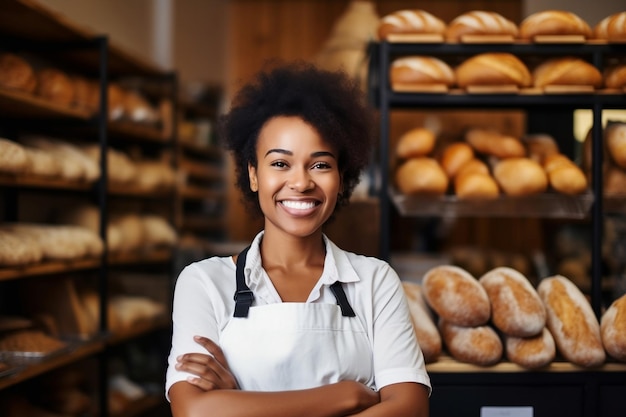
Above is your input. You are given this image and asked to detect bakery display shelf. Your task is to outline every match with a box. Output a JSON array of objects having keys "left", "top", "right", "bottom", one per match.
[
  {"left": 179, "top": 140, "right": 222, "bottom": 158},
  {"left": 0, "top": 338, "right": 104, "bottom": 390},
  {"left": 0, "top": 173, "right": 93, "bottom": 191},
  {"left": 0, "top": 88, "right": 92, "bottom": 120},
  {"left": 179, "top": 159, "right": 223, "bottom": 181},
  {"left": 180, "top": 185, "right": 224, "bottom": 201},
  {"left": 106, "top": 315, "right": 170, "bottom": 347},
  {"left": 181, "top": 216, "right": 223, "bottom": 233},
  {"left": 108, "top": 184, "right": 176, "bottom": 199},
  {"left": 112, "top": 394, "right": 165, "bottom": 417},
  {"left": 108, "top": 247, "right": 173, "bottom": 266},
  {"left": 0, "top": 257, "right": 102, "bottom": 282},
  {"left": 389, "top": 188, "right": 594, "bottom": 219},
  {"left": 604, "top": 196, "right": 626, "bottom": 214},
  {"left": 108, "top": 121, "right": 169, "bottom": 144}
]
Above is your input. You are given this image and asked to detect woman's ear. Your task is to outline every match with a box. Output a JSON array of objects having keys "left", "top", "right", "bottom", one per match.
[{"left": 248, "top": 163, "right": 258, "bottom": 192}]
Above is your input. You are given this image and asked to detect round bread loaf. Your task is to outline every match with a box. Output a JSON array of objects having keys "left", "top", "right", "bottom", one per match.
[
  {"left": 537, "top": 275, "right": 605, "bottom": 367},
  {"left": 478, "top": 267, "right": 546, "bottom": 337},
  {"left": 395, "top": 157, "right": 449, "bottom": 195},
  {"left": 396, "top": 127, "right": 437, "bottom": 159},
  {"left": 446, "top": 10, "right": 518, "bottom": 42},
  {"left": 543, "top": 154, "right": 587, "bottom": 195},
  {"left": 601, "top": 293, "right": 626, "bottom": 362},
  {"left": 439, "top": 319, "right": 503, "bottom": 366},
  {"left": 524, "top": 134, "right": 560, "bottom": 164},
  {"left": 505, "top": 327, "right": 556, "bottom": 369},
  {"left": 532, "top": 57, "right": 602, "bottom": 88},
  {"left": 422, "top": 265, "right": 491, "bottom": 326},
  {"left": 456, "top": 158, "right": 490, "bottom": 177},
  {"left": 440, "top": 142, "right": 474, "bottom": 178},
  {"left": 35, "top": 68, "right": 75, "bottom": 106},
  {"left": 593, "top": 11, "right": 626, "bottom": 41},
  {"left": 606, "top": 122, "right": 626, "bottom": 169},
  {"left": 402, "top": 281, "right": 442, "bottom": 363},
  {"left": 519, "top": 10, "right": 592, "bottom": 40},
  {"left": 493, "top": 157, "right": 548, "bottom": 196},
  {"left": 0, "top": 53, "right": 37, "bottom": 93},
  {"left": 454, "top": 172, "right": 500, "bottom": 200},
  {"left": 456, "top": 53, "right": 531, "bottom": 88},
  {"left": 390, "top": 56, "right": 455, "bottom": 88},
  {"left": 604, "top": 64, "right": 626, "bottom": 89},
  {"left": 464, "top": 128, "right": 526, "bottom": 159},
  {"left": 378, "top": 9, "right": 446, "bottom": 40}
]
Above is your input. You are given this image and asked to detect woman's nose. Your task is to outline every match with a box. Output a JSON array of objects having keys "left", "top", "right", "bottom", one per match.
[{"left": 288, "top": 168, "right": 313, "bottom": 191}]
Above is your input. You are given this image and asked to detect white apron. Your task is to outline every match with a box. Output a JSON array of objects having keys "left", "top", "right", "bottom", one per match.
[{"left": 219, "top": 246, "right": 374, "bottom": 391}]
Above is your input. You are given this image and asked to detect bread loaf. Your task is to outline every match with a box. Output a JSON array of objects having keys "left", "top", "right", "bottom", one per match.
[
  {"left": 606, "top": 122, "right": 626, "bottom": 169},
  {"left": 601, "top": 293, "right": 626, "bottom": 362},
  {"left": 35, "top": 68, "right": 75, "bottom": 106},
  {"left": 0, "top": 53, "right": 37, "bottom": 93},
  {"left": 537, "top": 275, "right": 605, "bottom": 367},
  {"left": 454, "top": 171, "right": 500, "bottom": 199},
  {"left": 456, "top": 53, "right": 532, "bottom": 88},
  {"left": 402, "top": 281, "right": 442, "bottom": 363},
  {"left": 23, "top": 146, "right": 62, "bottom": 177},
  {"left": 440, "top": 142, "right": 474, "bottom": 178},
  {"left": 0, "top": 138, "right": 30, "bottom": 174},
  {"left": 390, "top": 56, "right": 455, "bottom": 89},
  {"left": 519, "top": 10, "right": 592, "bottom": 40},
  {"left": 532, "top": 57, "right": 603, "bottom": 89},
  {"left": 456, "top": 158, "right": 490, "bottom": 178},
  {"left": 422, "top": 265, "right": 491, "bottom": 326},
  {"left": 505, "top": 327, "right": 556, "bottom": 369},
  {"left": 604, "top": 63, "right": 626, "bottom": 89},
  {"left": 524, "top": 134, "right": 560, "bottom": 164},
  {"left": 493, "top": 157, "right": 548, "bottom": 196},
  {"left": 464, "top": 128, "right": 526, "bottom": 159},
  {"left": 593, "top": 12, "right": 626, "bottom": 41},
  {"left": 378, "top": 9, "right": 446, "bottom": 40},
  {"left": 439, "top": 319, "right": 503, "bottom": 366},
  {"left": 478, "top": 267, "right": 546, "bottom": 337},
  {"left": 446, "top": 10, "right": 518, "bottom": 42},
  {"left": 396, "top": 127, "right": 437, "bottom": 159},
  {"left": 72, "top": 76, "right": 100, "bottom": 112},
  {"left": 395, "top": 157, "right": 449, "bottom": 195},
  {"left": 542, "top": 153, "right": 588, "bottom": 195},
  {"left": 604, "top": 165, "right": 626, "bottom": 196}
]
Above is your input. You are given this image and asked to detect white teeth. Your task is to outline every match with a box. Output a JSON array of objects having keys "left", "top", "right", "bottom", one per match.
[{"left": 281, "top": 200, "right": 316, "bottom": 210}]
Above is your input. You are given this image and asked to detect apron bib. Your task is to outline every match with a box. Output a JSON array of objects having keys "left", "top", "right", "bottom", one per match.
[{"left": 219, "top": 246, "right": 374, "bottom": 391}]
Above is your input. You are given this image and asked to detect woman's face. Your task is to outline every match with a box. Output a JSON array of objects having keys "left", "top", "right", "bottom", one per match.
[{"left": 248, "top": 116, "right": 341, "bottom": 238}]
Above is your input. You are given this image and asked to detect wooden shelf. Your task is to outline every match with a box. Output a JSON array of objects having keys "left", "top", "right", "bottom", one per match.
[
  {"left": 107, "top": 315, "right": 170, "bottom": 346},
  {"left": 108, "top": 184, "right": 175, "bottom": 199},
  {"left": 179, "top": 140, "right": 222, "bottom": 158},
  {"left": 179, "top": 159, "right": 222, "bottom": 181},
  {"left": 0, "top": 257, "right": 102, "bottom": 282},
  {"left": 0, "top": 88, "right": 93, "bottom": 119},
  {"left": 181, "top": 216, "right": 223, "bottom": 233},
  {"left": 108, "top": 248, "right": 173, "bottom": 266},
  {"left": 108, "top": 121, "right": 169, "bottom": 143},
  {"left": 0, "top": 173, "right": 94, "bottom": 191},
  {"left": 179, "top": 186, "right": 223, "bottom": 201}
]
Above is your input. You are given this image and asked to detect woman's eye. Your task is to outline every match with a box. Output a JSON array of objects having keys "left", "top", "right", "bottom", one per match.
[
  {"left": 312, "top": 162, "right": 331, "bottom": 170},
  {"left": 271, "top": 161, "right": 288, "bottom": 168}
]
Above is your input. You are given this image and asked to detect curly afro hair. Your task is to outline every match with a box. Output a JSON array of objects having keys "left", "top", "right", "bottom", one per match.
[{"left": 219, "top": 60, "right": 376, "bottom": 218}]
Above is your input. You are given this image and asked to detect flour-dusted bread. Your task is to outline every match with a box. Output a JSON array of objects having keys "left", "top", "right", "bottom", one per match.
[
  {"left": 537, "top": 275, "right": 605, "bottom": 367},
  {"left": 505, "top": 327, "right": 556, "bottom": 369},
  {"left": 519, "top": 10, "right": 592, "bottom": 40},
  {"left": 479, "top": 267, "right": 546, "bottom": 337},
  {"left": 422, "top": 265, "right": 491, "bottom": 326},
  {"left": 439, "top": 319, "right": 503, "bottom": 366},
  {"left": 378, "top": 9, "right": 446, "bottom": 40},
  {"left": 600, "top": 293, "right": 626, "bottom": 362},
  {"left": 402, "top": 281, "right": 442, "bottom": 363},
  {"left": 446, "top": 10, "right": 518, "bottom": 42}
]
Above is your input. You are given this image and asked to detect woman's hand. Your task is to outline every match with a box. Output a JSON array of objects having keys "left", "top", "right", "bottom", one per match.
[{"left": 175, "top": 335, "right": 239, "bottom": 391}]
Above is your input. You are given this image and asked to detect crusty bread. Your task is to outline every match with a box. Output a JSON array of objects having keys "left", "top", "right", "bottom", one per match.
[
  {"left": 542, "top": 153, "right": 588, "bottom": 195},
  {"left": 422, "top": 265, "right": 491, "bottom": 326},
  {"left": 537, "top": 275, "right": 605, "bottom": 367},
  {"left": 440, "top": 142, "right": 474, "bottom": 178},
  {"left": 505, "top": 327, "right": 556, "bottom": 369},
  {"left": 519, "top": 10, "right": 592, "bottom": 40},
  {"left": 601, "top": 293, "right": 626, "bottom": 362},
  {"left": 402, "top": 281, "right": 442, "bottom": 363},
  {"left": 454, "top": 171, "right": 500, "bottom": 200},
  {"left": 478, "top": 267, "right": 546, "bottom": 337},
  {"left": 378, "top": 9, "right": 446, "bottom": 40},
  {"left": 0, "top": 138, "right": 30, "bottom": 174},
  {"left": 0, "top": 53, "right": 37, "bottom": 93},
  {"left": 456, "top": 53, "right": 532, "bottom": 88},
  {"left": 524, "top": 134, "right": 560, "bottom": 164},
  {"left": 390, "top": 56, "right": 455, "bottom": 88},
  {"left": 606, "top": 122, "right": 626, "bottom": 169},
  {"left": 445, "top": 10, "right": 518, "bottom": 42},
  {"left": 464, "top": 128, "right": 526, "bottom": 159},
  {"left": 493, "top": 157, "right": 548, "bottom": 196},
  {"left": 396, "top": 127, "right": 437, "bottom": 159},
  {"left": 603, "top": 63, "right": 626, "bottom": 89},
  {"left": 593, "top": 11, "right": 626, "bottom": 41},
  {"left": 439, "top": 319, "right": 503, "bottom": 366},
  {"left": 395, "top": 157, "right": 449, "bottom": 195},
  {"left": 35, "top": 68, "right": 75, "bottom": 106},
  {"left": 532, "top": 57, "right": 603, "bottom": 88}
]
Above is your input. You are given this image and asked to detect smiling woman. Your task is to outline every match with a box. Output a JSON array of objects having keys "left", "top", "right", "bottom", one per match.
[{"left": 165, "top": 61, "right": 431, "bottom": 417}]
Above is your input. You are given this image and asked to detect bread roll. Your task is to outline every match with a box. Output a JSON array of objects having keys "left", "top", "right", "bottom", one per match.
[
  {"left": 446, "top": 10, "right": 518, "bottom": 42},
  {"left": 606, "top": 122, "right": 626, "bottom": 169},
  {"left": 456, "top": 158, "right": 490, "bottom": 177},
  {"left": 422, "top": 265, "right": 491, "bottom": 326},
  {"left": 396, "top": 127, "right": 437, "bottom": 159},
  {"left": 537, "top": 275, "right": 605, "bottom": 367},
  {"left": 493, "top": 158, "right": 548, "bottom": 196},
  {"left": 454, "top": 172, "right": 499, "bottom": 199},
  {"left": 456, "top": 53, "right": 532, "bottom": 88},
  {"left": 601, "top": 293, "right": 626, "bottom": 362},
  {"left": 524, "top": 134, "right": 560, "bottom": 163},
  {"left": 402, "top": 281, "right": 442, "bottom": 363},
  {"left": 478, "top": 267, "right": 546, "bottom": 337},
  {"left": 440, "top": 142, "right": 474, "bottom": 178},
  {"left": 519, "top": 10, "right": 592, "bottom": 40},
  {"left": 543, "top": 153, "right": 588, "bottom": 195},
  {"left": 505, "top": 327, "right": 556, "bottom": 369},
  {"left": 605, "top": 165, "right": 626, "bottom": 196},
  {"left": 439, "top": 319, "right": 503, "bottom": 366},
  {"left": 378, "top": 9, "right": 446, "bottom": 40},
  {"left": 0, "top": 138, "right": 30, "bottom": 174},
  {"left": 593, "top": 11, "right": 626, "bottom": 41},
  {"left": 0, "top": 53, "right": 37, "bottom": 93},
  {"left": 464, "top": 128, "right": 526, "bottom": 159},
  {"left": 390, "top": 56, "right": 455, "bottom": 88},
  {"left": 35, "top": 68, "right": 75, "bottom": 106},
  {"left": 604, "top": 63, "right": 626, "bottom": 89},
  {"left": 533, "top": 57, "right": 603, "bottom": 89},
  {"left": 395, "top": 157, "right": 449, "bottom": 195}
]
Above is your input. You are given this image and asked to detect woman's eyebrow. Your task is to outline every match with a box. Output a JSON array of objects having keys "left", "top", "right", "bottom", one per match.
[
  {"left": 264, "top": 149, "right": 336, "bottom": 159},
  {"left": 265, "top": 148, "right": 291, "bottom": 157}
]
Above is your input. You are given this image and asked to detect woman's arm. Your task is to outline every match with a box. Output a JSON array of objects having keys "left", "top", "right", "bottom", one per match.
[
  {"left": 348, "top": 382, "right": 429, "bottom": 417},
  {"left": 169, "top": 379, "right": 379, "bottom": 417}
]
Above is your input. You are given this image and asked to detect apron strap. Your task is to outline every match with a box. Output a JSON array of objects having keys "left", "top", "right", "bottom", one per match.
[
  {"left": 233, "top": 245, "right": 254, "bottom": 318},
  {"left": 233, "top": 245, "right": 356, "bottom": 318}
]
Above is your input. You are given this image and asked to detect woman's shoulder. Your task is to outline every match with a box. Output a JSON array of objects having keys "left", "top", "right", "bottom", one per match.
[{"left": 177, "top": 255, "right": 236, "bottom": 285}]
